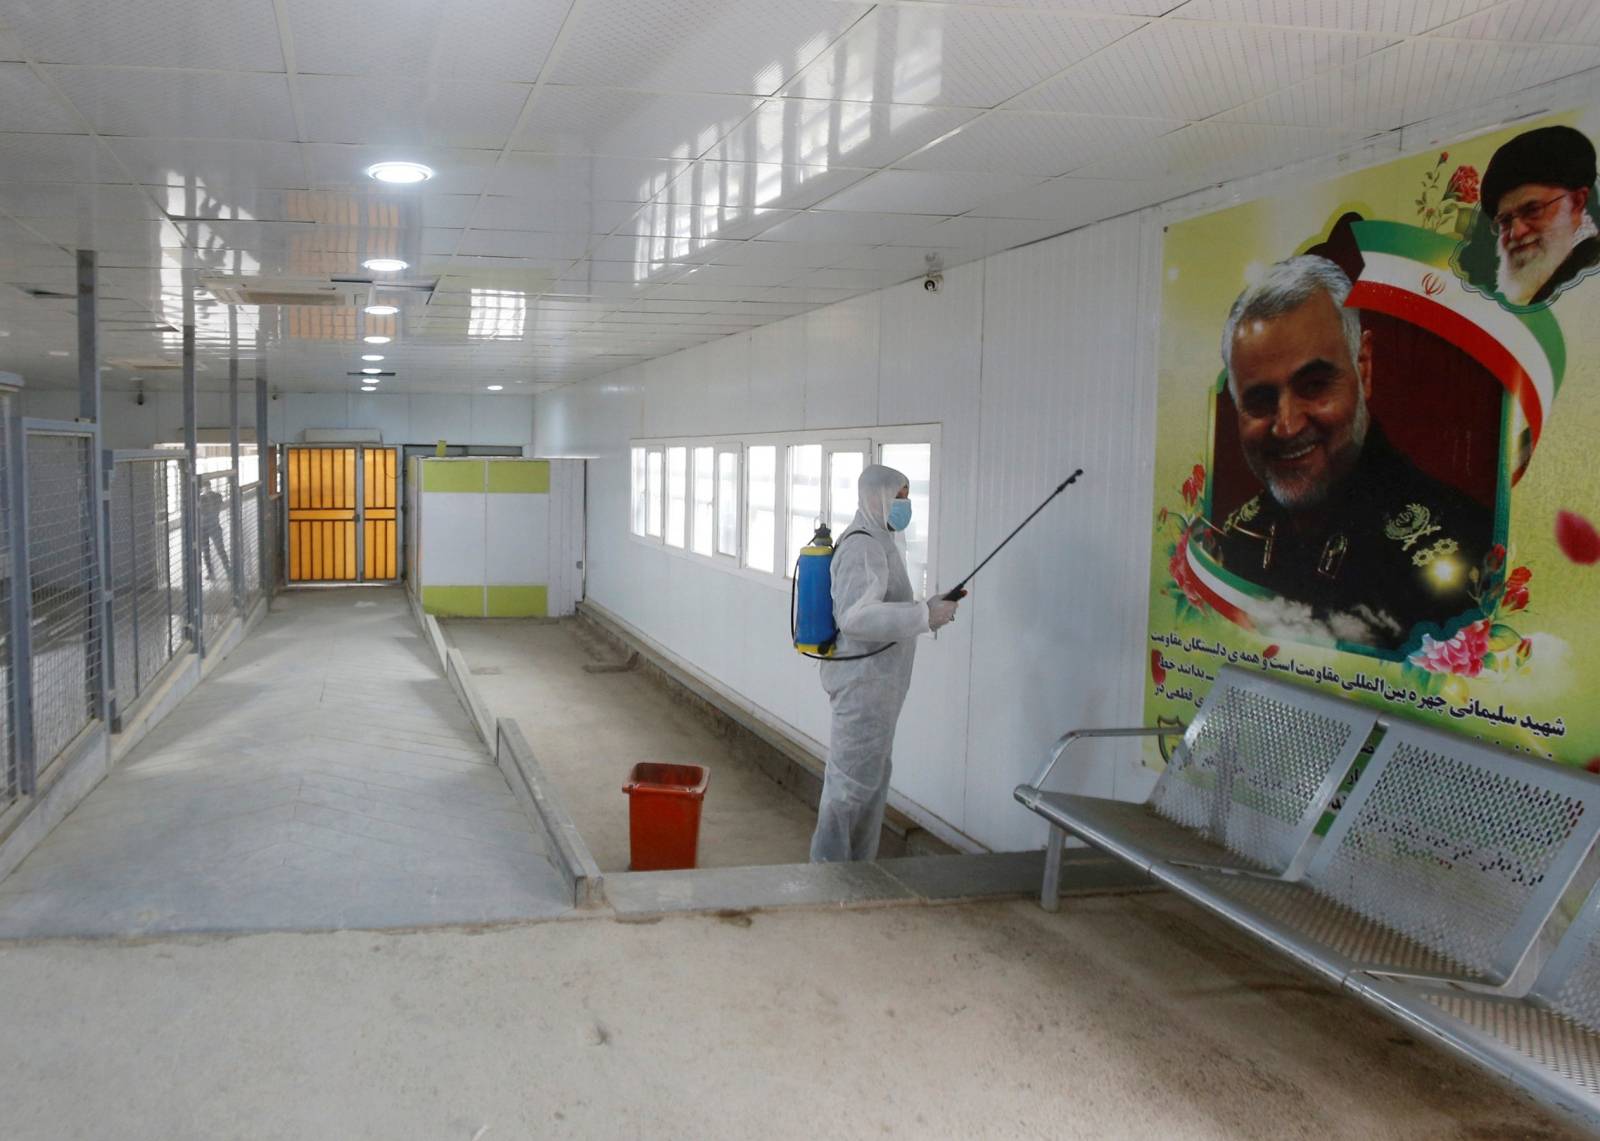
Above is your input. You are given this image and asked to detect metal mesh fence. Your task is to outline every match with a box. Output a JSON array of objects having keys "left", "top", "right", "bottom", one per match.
[
  {"left": 198, "top": 472, "right": 238, "bottom": 650},
  {"left": 26, "top": 431, "right": 98, "bottom": 770},
  {"left": 241, "top": 486, "right": 261, "bottom": 605},
  {"left": 108, "top": 457, "right": 188, "bottom": 719},
  {"left": 0, "top": 396, "right": 13, "bottom": 810}
]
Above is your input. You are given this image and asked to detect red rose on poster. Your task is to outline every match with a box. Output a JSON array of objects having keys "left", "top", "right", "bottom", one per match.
[
  {"left": 1150, "top": 650, "right": 1167, "bottom": 686},
  {"left": 1446, "top": 165, "right": 1479, "bottom": 205},
  {"left": 1556, "top": 510, "right": 1600, "bottom": 565},
  {"left": 1588, "top": 757, "right": 1600, "bottom": 776},
  {"left": 1168, "top": 537, "right": 1206, "bottom": 610},
  {"left": 1262, "top": 644, "right": 1279, "bottom": 660},
  {"left": 1408, "top": 619, "right": 1492, "bottom": 678},
  {"left": 1485, "top": 543, "right": 1505, "bottom": 572}
]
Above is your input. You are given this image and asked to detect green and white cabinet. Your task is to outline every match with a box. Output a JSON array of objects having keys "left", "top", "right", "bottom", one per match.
[{"left": 407, "top": 457, "right": 583, "bottom": 618}]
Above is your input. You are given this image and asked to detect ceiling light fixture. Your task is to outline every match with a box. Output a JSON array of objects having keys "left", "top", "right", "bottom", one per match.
[
  {"left": 361, "top": 385, "right": 378, "bottom": 392},
  {"left": 362, "top": 258, "right": 408, "bottom": 273},
  {"left": 364, "top": 304, "right": 399, "bottom": 316},
  {"left": 361, "top": 354, "right": 385, "bottom": 362},
  {"left": 486, "top": 384, "right": 504, "bottom": 391},
  {"left": 362, "top": 367, "right": 382, "bottom": 375},
  {"left": 48, "top": 349, "right": 70, "bottom": 357},
  {"left": 365, "top": 161, "right": 434, "bottom": 185},
  {"left": 363, "top": 335, "right": 391, "bottom": 344}
]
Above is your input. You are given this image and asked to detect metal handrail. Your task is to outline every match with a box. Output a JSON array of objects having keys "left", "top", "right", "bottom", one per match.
[{"left": 1026, "top": 725, "right": 1185, "bottom": 792}]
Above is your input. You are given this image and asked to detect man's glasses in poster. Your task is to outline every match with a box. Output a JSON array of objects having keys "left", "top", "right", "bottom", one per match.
[{"left": 1490, "top": 189, "right": 1582, "bottom": 235}]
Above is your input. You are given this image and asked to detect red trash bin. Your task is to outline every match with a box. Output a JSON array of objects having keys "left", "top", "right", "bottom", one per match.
[{"left": 622, "top": 762, "right": 710, "bottom": 871}]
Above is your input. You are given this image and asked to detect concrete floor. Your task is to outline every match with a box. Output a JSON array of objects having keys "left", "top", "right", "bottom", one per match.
[
  {"left": 0, "top": 895, "right": 1578, "bottom": 1140},
  {"left": 441, "top": 618, "right": 818, "bottom": 872},
  {"left": 0, "top": 588, "right": 572, "bottom": 937}
]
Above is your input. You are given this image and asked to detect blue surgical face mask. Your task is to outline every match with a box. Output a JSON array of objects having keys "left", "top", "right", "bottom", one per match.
[{"left": 888, "top": 498, "right": 913, "bottom": 532}]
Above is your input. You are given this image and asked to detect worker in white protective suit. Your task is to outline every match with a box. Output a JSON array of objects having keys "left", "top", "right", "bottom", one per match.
[{"left": 810, "top": 464, "right": 959, "bottom": 862}]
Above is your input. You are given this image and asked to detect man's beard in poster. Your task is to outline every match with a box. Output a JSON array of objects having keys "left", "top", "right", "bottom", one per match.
[
  {"left": 1241, "top": 390, "right": 1370, "bottom": 511},
  {"left": 1497, "top": 204, "right": 1598, "bottom": 304}
]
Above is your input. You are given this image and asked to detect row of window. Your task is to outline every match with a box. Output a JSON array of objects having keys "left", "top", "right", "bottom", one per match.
[{"left": 630, "top": 429, "right": 938, "bottom": 598}]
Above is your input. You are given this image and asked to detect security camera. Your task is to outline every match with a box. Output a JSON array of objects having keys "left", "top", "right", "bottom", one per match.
[{"left": 923, "top": 273, "right": 943, "bottom": 293}]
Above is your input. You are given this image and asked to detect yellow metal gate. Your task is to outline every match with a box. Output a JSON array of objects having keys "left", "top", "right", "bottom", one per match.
[{"left": 286, "top": 446, "right": 399, "bottom": 582}]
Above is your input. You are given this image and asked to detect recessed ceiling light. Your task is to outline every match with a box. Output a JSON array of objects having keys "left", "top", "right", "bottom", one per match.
[
  {"left": 361, "top": 354, "right": 385, "bottom": 362},
  {"left": 48, "top": 349, "right": 70, "bottom": 357},
  {"left": 361, "top": 385, "right": 378, "bottom": 392},
  {"left": 362, "top": 258, "right": 408, "bottom": 273},
  {"left": 365, "top": 161, "right": 434, "bottom": 185},
  {"left": 486, "top": 384, "right": 504, "bottom": 391},
  {"left": 362, "top": 367, "right": 382, "bottom": 375},
  {"left": 364, "top": 304, "right": 399, "bottom": 316},
  {"left": 363, "top": 335, "right": 391, "bottom": 344}
]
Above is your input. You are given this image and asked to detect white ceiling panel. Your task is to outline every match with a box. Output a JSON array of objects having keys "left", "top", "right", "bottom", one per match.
[
  {"left": 701, "top": 239, "right": 864, "bottom": 268},
  {"left": 757, "top": 209, "right": 938, "bottom": 244},
  {"left": 0, "top": 182, "right": 164, "bottom": 221},
  {"left": 883, "top": 215, "right": 1069, "bottom": 253},
  {"left": 476, "top": 195, "right": 642, "bottom": 233},
  {"left": 0, "top": 62, "right": 82, "bottom": 133},
  {"left": 486, "top": 154, "right": 686, "bottom": 204},
  {"left": 297, "top": 76, "right": 529, "bottom": 149},
  {"left": 284, "top": 0, "right": 568, "bottom": 82},
  {"left": 965, "top": 174, "right": 1175, "bottom": 222},
  {"left": 457, "top": 229, "right": 588, "bottom": 261},
  {"left": 708, "top": 98, "right": 980, "bottom": 170},
  {"left": 1015, "top": 21, "right": 1396, "bottom": 120},
  {"left": 1071, "top": 120, "right": 1374, "bottom": 182},
  {"left": 513, "top": 88, "right": 762, "bottom": 160},
  {"left": 1172, "top": 0, "right": 1500, "bottom": 35},
  {"left": 549, "top": 0, "right": 873, "bottom": 96},
  {"left": 3, "top": 0, "right": 287, "bottom": 69},
  {"left": 664, "top": 159, "right": 872, "bottom": 211},
  {"left": 829, "top": 243, "right": 970, "bottom": 272},
  {"left": 674, "top": 263, "right": 803, "bottom": 289},
  {"left": 814, "top": 168, "right": 1044, "bottom": 214},
  {"left": 302, "top": 145, "right": 503, "bottom": 196},
  {"left": 0, "top": 27, "right": 26, "bottom": 62},
  {"left": 47, "top": 67, "right": 296, "bottom": 141},
  {"left": 1429, "top": 0, "right": 1600, "bottom": 45},
  {"left": 897, "top": 110, "right": 1182, "bottom": 176},
  {"left": 1221, "top": 38, "right": 1600, "bottom": 130},
  {"left": 786, "top": 266, "right": 910, "bottom": 291},
  {"left": 784, "top": 5, "right": 1142, "bottom": 108},
  {"left": 107, "top": 138, "right": 308, "bottom": 190},
  {"left": 0, "top": 132, "right": 110, "bottom": 183}
]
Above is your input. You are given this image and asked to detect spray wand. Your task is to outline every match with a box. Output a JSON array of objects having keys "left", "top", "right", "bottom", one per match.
[{"left": 940, "top": 469, "right": 1084, "bottom": 602}]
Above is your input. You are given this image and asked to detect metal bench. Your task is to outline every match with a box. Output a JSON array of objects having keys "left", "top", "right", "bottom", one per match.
[
  {"left": 1014, "top": 665, "right": 1379, "bottom": 911},
  {"left": 1016, "top": 673, "right": 1600, "bottom": 1130}
]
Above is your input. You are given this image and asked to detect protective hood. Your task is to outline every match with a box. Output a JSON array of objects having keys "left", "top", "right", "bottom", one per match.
[{"left": 852, "top": 464, "right": 909, "bottom": 535}]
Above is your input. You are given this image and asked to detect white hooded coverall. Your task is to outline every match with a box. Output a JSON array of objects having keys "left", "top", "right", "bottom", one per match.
[{"left": 809, "top": 465, "right": 933, "bottom": 863}]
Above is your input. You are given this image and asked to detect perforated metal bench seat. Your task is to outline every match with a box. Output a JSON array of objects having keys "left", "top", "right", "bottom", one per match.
[
  {"left": 1017, "top": 673, "right": 1600, "bottom": 1132},
  {"left": 1014, "top": 666, "right": 1380, "bottom": 909},
  {"left": 1011, "top": 791, "right": 1276, "bottom": 877}
]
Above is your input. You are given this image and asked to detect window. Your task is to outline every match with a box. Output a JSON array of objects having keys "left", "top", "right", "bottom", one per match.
[
  {"left": 715, "top": 448, "right": 740, "bottom": 558},
  {"left": 745, "top": 445, "right": 777, "bottom": 573},
  {"left": 692, "top": 446, "right": 714, "bottom": 556},
  {"left": 631, "top": 447, "right": 648, "bottom": 535},
  {"left": 665, "top": 446, "right": 687, "bottom": 548},
  {"left": 880, "top": 442, "right": 933, "bottom": 598},
  {"left": 630, "top": 427, "right": 936, "bottom": 589},
  {"left": 785, "top": 444, "right": 822, "bottom": 576},
  {"left": 826, "top": 447, "right": 866, "bottom": 536},
  {"left": 645, "top": 449, "right": 663, "bottom": 538}
]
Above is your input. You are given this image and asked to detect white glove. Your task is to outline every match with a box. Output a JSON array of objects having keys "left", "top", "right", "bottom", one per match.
[{"left": 927, "top": 598, "right": 958, "bottom": 631}]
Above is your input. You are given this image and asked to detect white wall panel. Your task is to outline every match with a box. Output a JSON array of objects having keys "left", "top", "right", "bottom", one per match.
[
  {"left": 803, "top": 293, "right": 879, "bottom": 429},
  {"left": 486, "top": 494, "right": 547, "bottom": 585},
  {"left": 747, "top": 320, "right": 806, "bottom": 433},
  {"left": 407, "top": 394, "right": 474, "bottom": 445},
  {"left": 967, "top": 213, "right": 1159, "bottom": 851}
]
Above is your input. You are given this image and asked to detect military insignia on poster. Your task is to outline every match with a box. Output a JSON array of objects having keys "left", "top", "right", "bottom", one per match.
[
  {"left": 1225, "top": 495, "right": 1261, "bottom": 531},
  {"left": 1384, "top": 504, "right": 1441, "bottom": 551},
  {"left": 1412, "top": 538, "right": 1460, "bottom": 568}
]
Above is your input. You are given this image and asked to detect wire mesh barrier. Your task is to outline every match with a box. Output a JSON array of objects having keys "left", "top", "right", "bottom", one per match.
[
  {"left": 108, "top": 456, "right": 189, "bottom": 720},
  {"left": 241, "top": 486, "right": 261, "bottom": 605},
  {"left": 0, "top": 395, "right": 13, "bottom": 811},
  {"left": 25, "top": 430, "right": 99, "bottom": 772},
  {"left": 198, "top": 472, "right": 238, "bottom": 651}
]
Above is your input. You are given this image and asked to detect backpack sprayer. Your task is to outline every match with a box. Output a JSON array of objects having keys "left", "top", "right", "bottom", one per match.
[{"left": 791, "top": 468, "right": 1084, "bottom": 661}]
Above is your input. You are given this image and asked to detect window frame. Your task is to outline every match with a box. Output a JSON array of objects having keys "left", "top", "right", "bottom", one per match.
[{"left": 629, "top": 424, "right": 940, "bottom": 595}]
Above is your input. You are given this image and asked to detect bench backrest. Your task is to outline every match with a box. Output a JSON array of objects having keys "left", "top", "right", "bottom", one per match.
[
  {"left": 1309, "top": 721, "right": 1600, "bottom": 986},
  {"left": 1148, "top": 666, "right": 1377, "bottom": 876}
]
